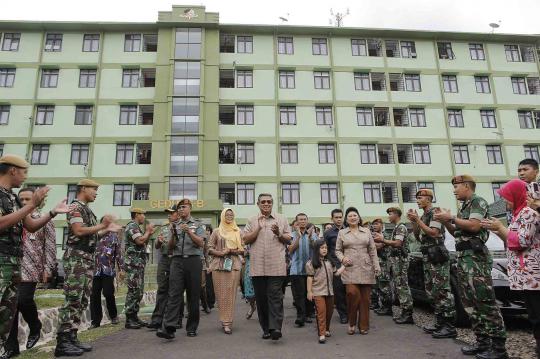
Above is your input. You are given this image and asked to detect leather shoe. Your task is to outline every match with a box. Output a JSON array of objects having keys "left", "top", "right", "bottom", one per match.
[
  {"left": 294, "top": 319, "right": 305, "bottom": 327},
  {"left": 0, "top": 348, "right": 20, "bottom": 359},
  {"left": 270, "top": 330, "right": 282, "bottom": 341},
  {"left": 147, "top": 322, "right": 161, "bottom": 330},
  {"left": 339, "top": 316, "right": 348, "bottom": 324},
  {"left": 262, "top": 332, "right": 271, "bottom": 339},
  {"left": 187, "top": 331, "right": 197, "bottom": 337},
  {"left": 26, "top": 331, "right": 41, "bottom": 349},
  {"left": 156, "top": 328, "right": 175, "bottom": 340},
  {"left": 111, "top": 317, "right": 119, "bottom": 325}
]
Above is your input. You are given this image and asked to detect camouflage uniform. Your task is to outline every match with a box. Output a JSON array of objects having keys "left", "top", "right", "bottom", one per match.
[
  {"left": 150, "top": 223, "right": 173, "bottom": 326},
  {"left": 388, "top": 223, "right": 413, "bottom": 315},
  {"left": 57, "top": 199, "right": 97, "bottom": 334},
  {"left": 455, "top": 194, "right": 506, "bottom": 340},
  {"left": 0, "top": 186, "right": 23, "bottom": 346},
  {"left": 374, "top": 233, "right": 392, "bottom": 309},
  {"left": 123, "top": 221, "right": 147, "bottom": 317},
  {"left": 419, "top": 207, "right": 455, "bottom": 320}
]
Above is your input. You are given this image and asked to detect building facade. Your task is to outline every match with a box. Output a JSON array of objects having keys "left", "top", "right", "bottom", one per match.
[{"left": 1, "top": 5, "right": 539, "bottom": 256}]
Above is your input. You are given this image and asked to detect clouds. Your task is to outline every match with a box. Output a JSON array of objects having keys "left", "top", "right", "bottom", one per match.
[{"left": 4, "top": 0, "right": 539, "bottom": 34}]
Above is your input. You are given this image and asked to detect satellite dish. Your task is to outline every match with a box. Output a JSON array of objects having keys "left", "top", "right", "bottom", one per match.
[
  {"left": 489, "top": 23, "right": 500, "bottom": 29},
  {"left": 279, "top": 17, "right": 288, "bottom": 22}
]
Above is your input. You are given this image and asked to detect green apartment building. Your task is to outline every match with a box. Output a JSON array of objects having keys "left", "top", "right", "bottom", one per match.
[{"left": 0, "top": 5, "right": 539, "bottom": 256}]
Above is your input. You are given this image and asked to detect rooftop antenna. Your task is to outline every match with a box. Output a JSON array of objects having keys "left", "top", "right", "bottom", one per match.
[
  {"left": 329, "top": 8, "right": 350, "bottom": 27},
  {"left": 489, "top": 21, "right": 501, "bottom": 34},
  {"left": 279, "top": 13, "right": 290, "bottom": 23}
]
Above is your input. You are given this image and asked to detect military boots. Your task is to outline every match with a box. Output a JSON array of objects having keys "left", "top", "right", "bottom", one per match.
[
  {"left": 54, "top": 332, "right": 84, "bottom": 357},
  {"left": 461, "top": 335, "right": 491, "bottom": 356}
]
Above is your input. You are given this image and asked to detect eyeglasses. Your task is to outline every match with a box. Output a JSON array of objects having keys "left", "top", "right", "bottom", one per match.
[{"left": 259, "top": 200, "right": 273, "bottom": 204}]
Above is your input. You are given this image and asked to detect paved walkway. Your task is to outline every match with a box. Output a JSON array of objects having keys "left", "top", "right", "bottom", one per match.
[{"left": 84, "top": 292, "right": 466, "bottom": 359}]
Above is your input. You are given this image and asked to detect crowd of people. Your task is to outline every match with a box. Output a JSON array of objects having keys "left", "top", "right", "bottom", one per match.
[{"left": 0, "top": 152, "right": 539, "bottom": 359}]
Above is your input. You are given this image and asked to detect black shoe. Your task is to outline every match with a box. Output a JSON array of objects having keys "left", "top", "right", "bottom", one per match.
[
  {"left": 187, "top": 331, "right": 197, "bottom": 337},
  {"left": 135, "top": 316, "right": 149, "bottom": 327},
  {"left": 339, "top": 315, "right": 348, "bottom": 324},
  {"left": 125, "top": 316, "right": 141, "bottom": 330},
  {"left": 462, "top": 336, "right": 491, "bottom": 356},
  {"left": 262, "top": 332, "right": 271, "bottom": 340},
  {"left": 394, "top": 312, "right": 414, "bottom": 324},
  {"left": 0, "top": 347, "right": 20, "bottom": 359},
  {"left": 375, "top": 307, "right": 392, "bottom": 316},
  {"left": 26, "top": 330, "right": 41, "bottom": 349},
  {"left": 174, "top": 322, "right": 182, "bottom": 329},
  {"left": 304, "top": 317, "right": 313, "bottom": 324},
  {"left": 294, "top": 319, "right": 305, "bottom": 327},
  {"left": 147, "top": 322, "right": 161, "bottom": 330},
  {"left": 111, "top": 317, "right": 119, "bottom": 325},
  {"left": 432, "top": 321, "right": 457, "bottom": 339},
  {"left": 89, "top": 323, "right": 100, "bottom": 329},
  {"left": 475, "top": 338, "right": 508, "bottom": 359},
  {"left": 54, "top": 332, "right": 84, "bottom": 357},
  {"left": 270, "top": 330, "right": 282, "bottom": 341},
  {"left": 156, "top": 328, "right": 175, "bottom": 340},
  {"left": 69, "top": 330, "right": 92, "bottom": 352}
]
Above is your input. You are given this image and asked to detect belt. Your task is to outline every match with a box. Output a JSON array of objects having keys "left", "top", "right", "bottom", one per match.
[
  {"left": 455, "top": 241, "right": 472, "bottom": 251},
  {"left": 179, "top": 254, "right": 199, "bottom": 258},
  {"left": 66, "top": 247, "right": 94, "bottom": 261},
  {"left": 0, "top": 243, "right": 23, "bottom": 258}
]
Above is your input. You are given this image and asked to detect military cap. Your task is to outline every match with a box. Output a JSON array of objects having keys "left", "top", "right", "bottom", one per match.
[
  {"left": 0, "top": 154, "right": 30, "bottom": 169},
  {"left": 164, "top": 205, "right": 177, "bottom": 213},
  {"left": 386, "top": 207, "right": 402, "bottom": 216},
  {"left": 175, "top": 198, "right": 192, "bottom": 209},
  {"left": 130, "top": 207, "right": 146, "bottom": 214},
  {"left": 416, "top": 188, "right": 434, "bottom": 198},
  {"left": 77, "top": 179, "right": 100, "bottom": 187},
  {"left": 371, "top": 218, "right": 384, "bottom": 225},
  {"left": 451, "top": 174, "right": 476, "bottom": 185}
]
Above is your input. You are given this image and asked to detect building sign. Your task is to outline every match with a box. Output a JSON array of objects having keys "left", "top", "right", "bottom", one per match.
[
  {"left": 180, "top": 9, "right": 198, "bottom": 20},
  {"left": 150, "top": 199, "right": 205, "bottom": 209}
]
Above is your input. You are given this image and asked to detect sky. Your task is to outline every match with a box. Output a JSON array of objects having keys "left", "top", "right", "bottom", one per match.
[{"left": 2, "top": 0, "right": 539, "bottom": 35}]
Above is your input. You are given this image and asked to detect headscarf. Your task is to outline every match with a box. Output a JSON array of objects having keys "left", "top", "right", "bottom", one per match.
[
  {"left": 218, "top": 208, "right": 243, "bottom": 250},
  {"left": 497, "top": 179, "right": 528, "bottom": 219}
]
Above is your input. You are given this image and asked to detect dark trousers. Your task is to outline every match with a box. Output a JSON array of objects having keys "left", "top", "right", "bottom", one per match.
[
  {"left": 206, "top": 272, "right": 215, "bottom": 309},
  {"left": 6, "top": 282, "right": 40, "bottom": 350},
  {"left": 162, "top": 256, "right": 201, "bottom": 333},
  {"left": 333, "top": 274, "right": 347, "bottom": 318},
  {"left": 151, "top": 255, "right": 170, "bottom": 325},
  {"left": 252, "top": 276, "right": 285, "bottom": 333},
  {"left": 290, "top": 275, "right": 313, "bottom": 321},
  {"left": 524, "top": 290, "right": 540, "bottom": 340},
  {"left": 90, "top": 275, "right": 117, "bottom": 326}
]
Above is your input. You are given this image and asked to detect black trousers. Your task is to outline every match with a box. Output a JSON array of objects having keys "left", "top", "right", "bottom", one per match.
[
  {"left": 206, "top": 272, "right": 215, "bottom": 308},
  {"left": 162, "top": 256, "right": 201, "bottom": 333},
  {"left": 90, "top": 275, "right": 117, "bottom": 326},
  {"left": 523, "top": 290, "right": 540, "bottom": 339},
  {"left": 6, "top": 282, "right": 40, "bottom": 350},
  {"left": 151, "top": 255, "right": 171, "bottom": 325},
  {"left": 252, "top": 276, "right": 285, "bottom": 333},
  {"left": 333, "top": 274, "right": 347, "bottom": 318},
  {"left": 290, "top": 275, "right": 314, "bottom": 321}
]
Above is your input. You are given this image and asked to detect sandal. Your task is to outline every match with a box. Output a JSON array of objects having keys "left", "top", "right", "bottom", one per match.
[
  {"left": 325, "top": 331, "right": 331, "bottom": 337},
  {"left": 347, "top": 326, "right": 355, "bottom": 335},
  {"left": 359, "top": 329, "right": 369, "bottom": 335},
  {"left": 319, "top": 336, "right": 326, "bottom": 344},
  {"left": 223, "top": 326, "right": 232, "bottom": 335}
]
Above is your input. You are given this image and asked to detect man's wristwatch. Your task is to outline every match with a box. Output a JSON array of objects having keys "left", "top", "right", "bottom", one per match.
[{"left": 49, "top": 210, "right": 57, "bottom": 218}]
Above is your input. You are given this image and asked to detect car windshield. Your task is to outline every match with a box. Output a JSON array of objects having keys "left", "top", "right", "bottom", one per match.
[{"left": 444, "top": 231, "right": 505, "bottom": 252}]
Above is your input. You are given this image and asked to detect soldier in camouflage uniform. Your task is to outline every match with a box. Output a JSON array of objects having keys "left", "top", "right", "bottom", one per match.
[
  {"left": 370, "top": 219, "right": 392, "bottom": 315},
  {"left": 435, "top": 175, "right": 508, "bottom": 359},
  {"left": 375, "top": 207, "right": 414, "bottom": 324},
  {"left": 408, "top": 188, "right": 457, "bottom": 339},
  {"left": 0, "top": 155, "right": 68, "bottom": 359},
  {"left": 124, "top": 208, "right": 155, "bottom": 329},
  {"left": 55, "top": 179, "right": 120, "bottom": 357}
]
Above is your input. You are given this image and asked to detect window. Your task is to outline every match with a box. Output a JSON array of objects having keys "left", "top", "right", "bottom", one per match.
[
  {"left": 40, "top": 69, "right": 59, "bottom": 88},
  {"left": 385, "top": 40, "right": 400, "bottom": 58},
  {"left": 236, "top": 70, "right": 253, "bottom": 88},
  {"left": 136, "top": 143, "right": 152, "bottom": 164},
  {"left": 31, "top": 144, "right": 49, "bottom": 165},
  {"left": 237, "top": 36, "right": 253, "bottom": 53},
  {"left": 413, "top": 144, "right": 431, "bottom": 164},
  {"left": 74, "top": 105, "right": 93, "bottom": 125},
  {"left": 141, "top": 68, "right": 155, "bottom": 87},
  {"left": 124, "top": 34, "right": 141, "bottom": 52},
  {"left": 237, "top": 105, "right": 254, "bottom": 125},
  {"left": 363, "top": 183, "right": 381, "bottom": 203},
  {"left": 318, "top": 144, "right": 335, "bottom": 164},
  {"left": 409, "top": 108, "right": 426, "bottom": 127},
  {"left": 528, "top": 77, "right": 540, "bottom": 95},
  {"left": 401, "top": 182, "right": 418, "bottom": 203},
  {"left": 374, "top": 107, "right": 390, "bottom": 126},
  {"left": 397, "top": 144, "right": 414, "bottom": 164},
  {"left": 119, "top": 105, "right": 137, "bottom": 125},
  {"left": 0, "top": 144, "right": 3, "bottom": 157},
  {"left": 170, "top": 138, "right": 196, "bottom": 173},
  {"left": 172, "top": 97, "right": 199, "bottom": 133},
  {"left": 320, "top": 183, "right": 338, "bottom": 204},
  {"left": 475, "top": 76, "right": 491, "bottom": 93},
  {"left": 279, "top": 106, "right": 296, "bottom": 125},
  {"left": 367, "top": 39, "right": 382, "bottom": 56},
  {"left": 511, "top": 77, "right": 527, "bottom": 94},
  {"left": 370, "top": 72, "right": 386, "bottom": 91},
  {"left": 169, "top": 177, "right": 198, "bottom": 200},
  {"left": 448, "top": 109, "right": 464, "bottom": 127},
  {"left": 315, "top": 106, "right": 333, "bottom": 125},
  {"left": 35, "top": 105, "right": 54, "bottom": 125},
  {"left": 480, "top": 109, "right": 496, "bottom": 128},
  {"left": 219, "top": 143, "right": 235, "bottom": 164},
  {"left": 0, "top": 105, "right": 9, "bottom": 125},
  {"left": 486, "top": 145, "right": 503, "bottom": 164},
  {"left": 378, "top": 144, "right": 394, "bottom": 164},
  {"left": 524, "top": 145, "right": 540, "bottom": 162},
  {"left": 492, "top": 182, "right": 505, "bottom": 201},
  {"left": 400, "top": 41, "right": 417, "bottom": 58},
  {"left": 219, "top": 69, "right": 234, "bottom": 88},
  {"left": 175, "top": 27, "right": 201, "bottom": 59},
  {"left": 2, "top": 33, "right": 20, "bottom": 51},
  {"left": 279, "top": 70, "right": 295, "bottom": 89},
  {"left": 356, "top": 107, "right": 373, "bottom": 126},
  {"left": 219, "top": 105, "right": 235, "bottom": 125},
  {"left": 519, "top": 45, "right": 536, "bottom": 62},
  {"left": 116, "top": 144, "right": 134, "bottom": 164},
  {"left": 134, "top": 184, "right": 149, "bottom": 200},
  {"left": 122, "top": 69, "right": 139, "bottom": 88},
  {"left": 0, "top": 68, "right": 15, "bottom": 87},
  {"left": 143, "top": 34, "right": 158, "bottom": 52},
  {"left": 354, "top": 73, "right": 370, "bottom": 91},
  {"left": 219, "top": 34, "right": 235, "bottom": 53},
  {"left": 382, "top": 182, "right": 398, "bottom": 203},
  {"left": 360, "top": 144, "right": 377, "bottom": 164},
  {"left": 518, "top": 110, "right": 540, "bottom": 129},
  {"left": 437, "top": 42, "right": 454, "bottom": 59},
  {"left": 237, "top": 143, "right": 254, "bottom": 164},
  {"left": 113, "top": 184, "right": 132, "bottom": 206},
  {"left": 280, "top": 144, "right": 298, "bottom": 164},
  {"left": 442, "top": 75, "right": 458, "bottom": 93},
  {"left": 237, "top": 183, "right": 255, "bottom": 205},
  {"left": 351, "top": 39, "right": 367, "bottom": 56},
  {"left": 453, "top": 145, "right": 470, "bottom": 164},
  {"left": 417, "top": 182, "right": 436, "bottom": 202},
  {"left": 314, "top": 71, "right": 330, "bottom": 89},
  {"left": 469, "top": 43, "right": 485, "bottom": 60},
  {"left": 138, "top": 105, "right": 153, "bottom": 125},
  {"left": 312, "top": 38, "right": 328, "bottom": 55},
  {"left": 44, "top": 33, "right": 62, "bottom": 52},
  {"left": 277, "top": 36, "right": 293, "bottom": 54},
  {"left": 282, "top": 183, "right": 300, "bottom": 204},
  {"left": 70, "top": 144, "right": 89, "bottom": 165},
  {"left": 67, "top": 184, "right": 77, "bottom": 204},
  {"left": 82, "top": 34, "right": 99, "bottom": 52},
  {"left": 219, "top": 184, "right": 235, "bottom": 205},
  {"left": 79, "top": 69, "right": 96, "bottom": 88},
  {"left": 393, "top": 108, "right": 409, "bottom": 126},
  {"left": 389, "top": 73, "right": 404, "bottom": 91},
  {"left": 505, "top": 45, "right": 521, "bottom": 62}
]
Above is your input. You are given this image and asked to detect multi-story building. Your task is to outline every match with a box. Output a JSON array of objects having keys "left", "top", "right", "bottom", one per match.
[{"left": 1, "top": 5, "right": 539, "bottom": 257}]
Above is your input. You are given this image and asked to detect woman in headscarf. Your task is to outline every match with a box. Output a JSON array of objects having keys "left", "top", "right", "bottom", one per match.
[
  {"left": 208, "top": 208, "right": 244, "bottom": 334},
  {"left": 482, "top": 179, "right": 540, "bottom": 358}
]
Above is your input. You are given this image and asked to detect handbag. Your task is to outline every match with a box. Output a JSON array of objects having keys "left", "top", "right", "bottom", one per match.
[{"left": 223, "top": 256, "right": 233, "bottom": 272}]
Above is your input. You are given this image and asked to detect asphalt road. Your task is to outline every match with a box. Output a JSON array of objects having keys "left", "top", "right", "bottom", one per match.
[{"left": 84, "top": 292, "right": 467, "bottom": 359}]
